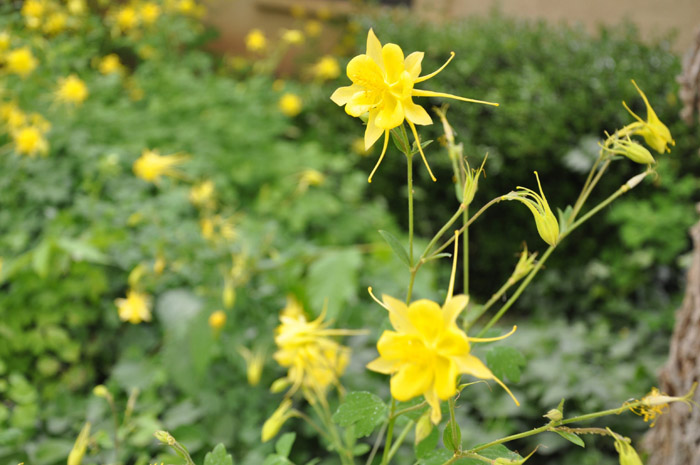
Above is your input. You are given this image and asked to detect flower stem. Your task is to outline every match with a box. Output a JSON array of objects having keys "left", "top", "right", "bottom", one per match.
[
  {"left": 387, "top": 420, "right": 415, "bottom": 462},
  {"left": 449, "top": 397, "right": 460, "bottom": 452},
  {"left": 462, "top": 207, "right": 469, "bottom": 296},
  {"left": 381, "top": 399, "right": 397, "bottom": 465}
]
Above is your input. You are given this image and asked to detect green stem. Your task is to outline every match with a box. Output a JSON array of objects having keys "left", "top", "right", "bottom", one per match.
[
  {"left": 462, "top": 207, "right": 468, "bottom": 296},
  {"left": 566, "top": 181, "right": 633, "bottom": 237},
  {"left": 387, "top": 420, "right": 415, "bottom": 462},
  {"left": 448, "top": 397, "right": 460, "bottom": 452},
  {"left": 381, "top": 399, "right": 397, "bottom": 465},
  {"left": 476, "top": 245, "right": 556, "bottom": 337},
  {"left": 464, "top": 277, "right": 514, "bottom": 332},
  {"left": 569, "top": 156, "right": 602, "bottom": 223},
  {"left": 365, "top": 421, "right": 388, "bottom": 465},
  {"left": 309, "top": 395, "right": 354, "bottom": 465},
  {"left": 392, "top": 401, "right": 428, "bottom": 419}
]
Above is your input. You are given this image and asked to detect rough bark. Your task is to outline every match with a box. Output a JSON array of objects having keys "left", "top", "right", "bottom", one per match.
[
  {"left": 644, "top": 205, "right": 700, "bottom": 465},
  {"left": 679, "top": 27, "right": 700, "bottom": 125}
]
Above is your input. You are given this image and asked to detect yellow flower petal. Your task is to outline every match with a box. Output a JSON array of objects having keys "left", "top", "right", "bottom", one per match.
[
  {"left": 366, "top": 29, "right": 383, "bottom": 70},
  {"left": 391, "top": 362, "right": 433, "bottom": 401}
]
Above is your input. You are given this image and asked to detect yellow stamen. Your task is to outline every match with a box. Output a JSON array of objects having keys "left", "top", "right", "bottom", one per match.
[
  {"left": 415, "top": 52, "right": 455, "bottom": 83},
  {"left": 468, "top": 325, "right": 517, "bottom": 342},
  {"left": 368, "top": 130, "right": 390, "bottom": 183}
]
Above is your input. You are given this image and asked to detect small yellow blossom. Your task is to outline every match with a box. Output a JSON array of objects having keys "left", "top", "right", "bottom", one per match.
[
  {"left": 627, "top": 383, "right": 697, "bottom": 427},
  {"left": 208, "top": 310, "right": 226, "bottom": 331},
  {"left": 1, "top": 102, "right": 26, "bottom": 130},
  {"left": 351, "top": 137, "right": 371, "bottom": 156},
  {"left": 245, "top": 29, "right": 267, "bottom": 52},
  {"left": 12, "top": 126, "right": 49, "bottom": 157},
  {"left": 133, "top": 149, "right": 188, "bottom": 183},
  {"left": 115, "top": 6, "right": 139, "bottom": 32},
  {"left": 43, "top": 12, "right": 67, "bottom": 35},
  {"left": 93, "top": 385, "right": 110, "bottom": 398},
  {"left": 297, "top": 169, "right": 325, "bottom": 192},
  {"left": 98, "top": 54, "right": 125, "bottom": 75},
  {"left": 313, "top": 55, "right": 340, "bottom": 81},
  {"left": 21, "top": 0, "right": 45, "bottom": 28},
  {"left": 273, "top": 296, "right": 360, "bottom": 396},
  {"left": 262, "top": 399, "right": 294, "bottom": 442},
  {"left": 67, "top": 422, "right": 91, "bottom": 465},
  {"left": 6, "top": 47, "right": 38, "bottom": 77},
  {"left": 304, "top": 20, "right": 322, "bottom": 38},
  {"left": 56, "top": 75, "right": 89, "bottom": 105},
  {"left": 238, "top": 345, "right": 265, "bottom": 386},
  {"left": 279, "top": 93, "right": 302, "bottom": 117},
  {"left": 331, "top": 29, "right": 498, "bottom": 182},
  {"left": 222, "top": 279, "right": 236, "bottom": 308},
  {"left": 281, "top": 29, "right": 304, "bottom": 45},
  {"left": 140, "top": 2, "right": 161, "bottom": 24},
  {"left": 367, "top": 234, "right": 518, "bottom": 424},
  {"left": 67, "top": 0, "right": 87, "bottom": 15},
  {"left": 502, "top": 172, "right": 559, "bottom": 246},
  {"left": 153, "top": 255, "right": 166, "bottom": 275},
  {"left": 623, "top": 79, "right": 675, "bottom": 154},
  {"left": 189, "top": 180, "right": 215, "bottom": 208},
  {"left": 0, "top": 32, "right": 10, "bottom": 52},
  {"left": 115, "top": 289, "right": 152, "bottom": 324}
]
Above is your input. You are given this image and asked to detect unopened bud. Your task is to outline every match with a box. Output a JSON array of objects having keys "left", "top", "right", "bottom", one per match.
[
  {"left": 270, "top": 377, "right": 291, "bottom": 393},
  {"left": 154, "top": 430, "right": 176, "bottom": 445},
  {"left": 223, "top": 281, "right": 236, "bottom": 309},
  {"left": 67, "top": 422, "right": 91, "bottom": 465},
  {"left": 543, "top": 408, "right": 563, "bottom": 422},
  {"left": 414, "top": 410, "right": 433, "bottom": 445},
  {"left": 625, "top": 172, "right": 649, "bottom": 190},
  {"left": 209, "top": 310, "right": 226, "bottom": 331},
  {"left": 609, "top": 138, "right": 655, "bottom": 165},
  {"left": 607, "top": 428, "right": 643, "bottom": 465},
  {"left": 262, "top": 399, "right": 293, "bottom": 442},
  {"left": 93, "top": 385, "right": 109, "bottom": 398}
]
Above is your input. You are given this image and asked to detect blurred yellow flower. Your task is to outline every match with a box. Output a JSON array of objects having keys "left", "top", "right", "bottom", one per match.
[
  {"left": 56, "top": 74, "right": 89, "bottom": 105},
  {"left": 331, "top": 29, "right": 498, "bottom": 182},
  {"left": 281, "top": 29, "right": 304, "bottom": 45},
  {"left": 0, "top": 32, "right": 10, "bottom": 52},
  {"left": 351, "top": 137, "right": 371, "bottom": 157},
  {"left": 189, "top": 179, "right": 215, "bottom": 208},
  {"left": 313, "top": 55, "right": 340, "bottom": 81},
  {"left": 279, "top": 93, "right": 302, "bottom": 117},
  {"left": 153, "top": 254, "right": 166, "bottom": 275},
  {"left": 43, "top": 12, "right": 67, "bottom": 35},
  {"left": 115, "top": 6, "right": 139, "bottom": 32},
  {"left": 137, "top": 44, "right": 157, "bottom": 60},
  {"left": 12, "top": 126, "right": 49, "bottom": 157},
  {"left": 208, "top": 310, "right": 226, "bottom": 331},
  {"left": 245, "top": 28, "right": 267, "bottom": 52},
  {"left": 140, "top": 2, "right": 161, "bottom": 24},
  {"left": 297, "top": 169, "right": 324, "bottom": 192},
  {"left": 6, "top": 47, "right": 38, "bottom": 77},
  {"left": 21, "top": 0, "right": 45, "bottom": 28},
  {"left": 115, "top": 289, "right": 152, "bottom": 324},
  {"left": 502, "top": 172, "right": 559, "bottom": 246},
  {"left": 238, "top": 345, "right": 265, "bottom": 386},
  {"left": 623, "top": 79, "right": 675, "bottom": 154},
  {"left": 1, "top": 102, "right": 26, "bottom": 130},
  {"left": 304, "top": 20, "right": 322, "bottom": 38},
  {"left": 98, "top": 54, "right": 124, "bottom": 75},
  {"left": 133, "top": 149, "right": 188, "bottom": 183},
  {"left": 67, "top": 0, "right": 87, "bottom": 15},
  {"left": 273, "top": 296, "right": 360, "bottom": 396}
]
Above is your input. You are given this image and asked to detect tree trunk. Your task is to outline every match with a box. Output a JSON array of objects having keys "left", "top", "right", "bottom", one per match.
[{"left": 644, "top": 205, "right": 700, "bottom": 465}]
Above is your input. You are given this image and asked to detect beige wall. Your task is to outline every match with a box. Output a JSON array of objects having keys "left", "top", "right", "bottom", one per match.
[{"left": 206, "top": 0, "right": 700, "bottom": 54}]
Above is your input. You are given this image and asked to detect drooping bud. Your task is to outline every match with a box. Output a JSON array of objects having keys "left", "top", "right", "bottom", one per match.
[
  {"left": 607, "top": 428, "right": 643, "bottom": 465},
  {"left": 503, "top": 172, "right": 560, "bottom": 246},
  {"left": 262, "top": 399, "right": 294, "bottom": 442},
  {"left": 67, "top": 422, "right": 91, "bottom": 465},
  {"left": 414, "top": 410, "right": 433, "bottom": 445},
  {"left": 511, "top": 244, "right": 538, "bottom": 283},
  {"left": 605, "top": 138, "right": 655, "bottom": 165},
  {"left": 462, "top": 154, "right": 488, "bottom": 207}
]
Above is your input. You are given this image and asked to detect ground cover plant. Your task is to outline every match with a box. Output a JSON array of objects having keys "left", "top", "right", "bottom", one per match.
[{"left": 0, "top": 2, "right": 698, "bottom": 465}]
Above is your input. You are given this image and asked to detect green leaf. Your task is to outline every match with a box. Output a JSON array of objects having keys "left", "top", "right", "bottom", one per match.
[
  {"left": 555, "top": 431, "right": 585, "bottom": 448},
  {"left": 204, "top": 443, "right": 235, "bottom": 465},
  {"left": 443, "top": 421, "right": 461, "bottom": 452},
  {"left": 418, "top": 449, "right": 452, "bottom": 465},
  {"left": 56, "top": 237, "right": 110, "bottom": 264},
  {"left": 262, "top": 455, "right": 293, "bottom": 465},
  {"left": 485, "top": 346, "right": 526, "bottom": 383},
  {"left": 557, "top": 205, "right": 574, "bottom": 235},
  {"left": 307, "top": 248, "right": 362, "bottom": 320},
  {"left": 378, "top": 230, "right": 410, "bottom": 267},
  {"left": 32, "top": 239, "right": 53, "bottom": 278},
  {"left": 332, "top": 391, "right": 387, "bottom": 438},
  {"left": 415, "top": 425, "right": 439, "bottom": 459},
  {"left": 390, "top": 127, "right": 410, "bottom": 154},
  {"left": 275, "top": 432, "right": 296, "bottom": 457},
  {"left": 423, "top": 252, "right": 452, "bottom": 264},
  {"left": 353, "top": 443, "right": 370, "bottom": 456}
]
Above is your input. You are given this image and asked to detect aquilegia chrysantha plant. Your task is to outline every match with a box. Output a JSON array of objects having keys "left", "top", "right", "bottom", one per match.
[{"left": 151, "top": 28, "right": 694, "bottom": 465}]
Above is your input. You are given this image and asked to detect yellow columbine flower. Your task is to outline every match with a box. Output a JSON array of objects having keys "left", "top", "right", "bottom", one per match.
[
  {"left": 21, "top": 0, "right": 45, "bottom": 28},
  {"left": 297, "top": 169, "right": 325, "bottom": 192},
  {"left": 304, "top": 20, "right": 322, "bottom": 38},
  {"left": 98, "top": 54, "right": 124, "bottom": 75},
  {"left": 6, "top": 47, "right": 38, "bottom": 77},
  {"left": 367, "top": 233, "right": 518, "bottom": 424},
  {"left": 245, "top": 28, "right": 267, "bottom": 52},
  {"left": 623, "top": 79, "right": 675, "bottom": 154},
  {"left": 133, "top": 149, "right": 188, "bottom": 183},
  {"left": 115, "top": 6, "right": 139, "bottom": 32},
  {"left": 12, "top": 126, "right": 49, "bottom": 157},
  {"left": 56, "top": 75, "right": 89, "bottom": 105},
  {"left": 42, "top": 12, "right": 67, "bottom": 35},
  {"left": 281, "top": 29, "right": 304, "bottom": 45},
  {"left": 189, "top": 179, "right": 215, "bottom": 208},
  {"left": 115, "top": 289, "right": 152, "bottom": 324},
  {"left": 67, "top": 0, "right": 86, "bottom": 15},
  {"left": 627, "top": 384, "right": 696, "bottom": 427},
  {"left": 67, "top": 422, "right": 91, "bottom": 465},
  {"left": 502, "top": 172, "right": 559, "bottom": 247},
  {"left": 140, "top": 2, "right": 161, "bottom": 25},
  {"left": 279, "top": 93, "right": 302, "bottom": 117},
  {"left": 604, "top": 136, "right": 655, "bottom": 165},
  {"left": 273, "top": 296, "right": 360, "bottom": 396},
  {"left": 0, "top": 32, "right": 10, "bottom": 52},
  {"left": 313, "top": 55, "right": 340, "bottom": 81},
  {"left": 331, "top": 29, "right": 498, "bottom": 182}
]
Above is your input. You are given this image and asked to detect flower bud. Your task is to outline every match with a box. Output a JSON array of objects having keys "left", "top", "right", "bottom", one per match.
[
  {"left": 67, "top": 422, "right": 90, "bottom": 465},
  {"left": 543, "top": 408, "right": 563, "bottom": 422},
  {"left": 414, "top": 410, "right": 433, "bottom": 445},
  {"left": 262, "top": 399, "right": 293, "bottom": 442},
  {"left": 607, "top": 138, "right": 655, "bottom": 165},
  {"left": 462, "top": 154, "right": 487, "bottom": 207},
  {"left": 154, "top": 430, "right": 175, "bottom": 445},
  {"left": 93, "top": 385, "right": 109, "bottom": 398},
  {"left": 608, "top": 429, "right": 643, "bottom": 465},
  {"left": 511, "top": 245, "right": 537, "bottom": 283},
  {"left": 222, "top": 281, "right": 236, "bottom": 309},
  {"left": 270, "top": 377, "right": 291, "bottom": 393},
  {"left": 209, "top": 310, "right": 226, "bottom": 331}
]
